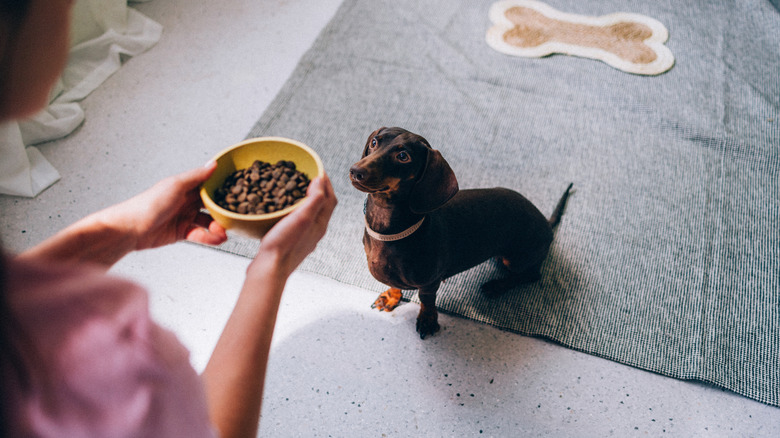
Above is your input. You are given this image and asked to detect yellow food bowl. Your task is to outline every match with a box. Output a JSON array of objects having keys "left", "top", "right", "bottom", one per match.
[{"left": 200, "top": 137, "right": 324, "bottom": 239}]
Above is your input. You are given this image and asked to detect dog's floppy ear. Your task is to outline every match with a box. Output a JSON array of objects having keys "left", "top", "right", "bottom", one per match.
[
  {"left": 409, "top": 148, "right": 459, "bottom": 214},
  {"left": 362, "top": 127, "right": 385, "bottom": 157}
]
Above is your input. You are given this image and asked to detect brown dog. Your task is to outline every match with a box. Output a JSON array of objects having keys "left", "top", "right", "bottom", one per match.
[{"left": 349, "top": 127, "right": 572, "bottom": 338}]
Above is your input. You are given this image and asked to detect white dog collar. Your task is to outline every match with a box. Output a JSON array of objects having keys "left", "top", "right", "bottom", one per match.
[{"left": 364, "top": 217, "right": 425, "bottom": 242}]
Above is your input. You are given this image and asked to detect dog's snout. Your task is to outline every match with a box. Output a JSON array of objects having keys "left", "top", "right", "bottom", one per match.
[{"left": 349, "top": 165, "right": 366, "bottom": 181}]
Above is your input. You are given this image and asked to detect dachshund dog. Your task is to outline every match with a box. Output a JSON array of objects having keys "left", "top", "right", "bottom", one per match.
[{"left": 349, "top": 127, "right": 573, "bottom": 339}]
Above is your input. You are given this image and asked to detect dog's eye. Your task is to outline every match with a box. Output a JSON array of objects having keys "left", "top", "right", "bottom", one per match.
[
  {"left": 397, "top": 151, "right": 410, "bottom": 162},
  {"left": 370, "top": 138, "right": 377, "bottom": 148}
]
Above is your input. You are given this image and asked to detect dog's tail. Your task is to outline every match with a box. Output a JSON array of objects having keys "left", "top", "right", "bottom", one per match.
[{"left": 548, "top": 183, "right": 574, "bottom": 228}]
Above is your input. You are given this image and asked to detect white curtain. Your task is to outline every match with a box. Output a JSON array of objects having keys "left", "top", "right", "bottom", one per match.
[{"left": 0, "top": 0, "right": 162, "bottom": 197}]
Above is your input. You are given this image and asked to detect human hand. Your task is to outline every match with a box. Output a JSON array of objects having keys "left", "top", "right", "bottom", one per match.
[
  {"left": 203, "top": 173, "right": 334, "bottom": 438},
  {"left": 246, "top": 173, "right": 337, "bottom": 283},
  {"left": 99, "top": 161, "right": 228, "bottom": 251}
]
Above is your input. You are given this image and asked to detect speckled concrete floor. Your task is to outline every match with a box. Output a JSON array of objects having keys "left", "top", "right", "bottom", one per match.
[{"left": 1, "top": 1, "right": 777, "bottom": 436}]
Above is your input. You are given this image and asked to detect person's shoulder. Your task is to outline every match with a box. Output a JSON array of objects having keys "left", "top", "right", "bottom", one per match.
[{"left": 7, "top": 256, "right": 150, "bottom": 334}]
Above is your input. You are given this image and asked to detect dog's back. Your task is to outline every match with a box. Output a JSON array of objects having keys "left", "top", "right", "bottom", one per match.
[{"left": 430, "top": 187, "right": 554, "bottom": 278}]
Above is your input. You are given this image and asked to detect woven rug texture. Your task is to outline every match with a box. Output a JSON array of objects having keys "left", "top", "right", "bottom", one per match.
[{"left": 211, "top": 0, "right": 780, "bottom": 406}]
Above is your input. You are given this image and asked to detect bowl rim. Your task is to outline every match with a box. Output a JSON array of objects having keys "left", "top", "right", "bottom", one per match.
[{"left": 200, "top": 136, "right": 325, "bottom": 221}]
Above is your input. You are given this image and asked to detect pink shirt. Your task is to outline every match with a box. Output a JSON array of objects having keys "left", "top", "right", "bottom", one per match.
[{"left": 3, "top": 257, "right": 217, "bottom": 438}]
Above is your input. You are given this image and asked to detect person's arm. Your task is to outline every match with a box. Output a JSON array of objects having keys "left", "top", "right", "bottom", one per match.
[
  {"left": 201, "top": 174, "right": 336, "bottom": 438},
  {"left": 18, "top": 162, "right": 227, "bottom": 269}
]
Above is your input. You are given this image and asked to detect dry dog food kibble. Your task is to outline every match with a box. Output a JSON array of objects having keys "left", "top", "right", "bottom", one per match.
[{"left": 213, "top": 160, "right": 310, "bottom": 214}]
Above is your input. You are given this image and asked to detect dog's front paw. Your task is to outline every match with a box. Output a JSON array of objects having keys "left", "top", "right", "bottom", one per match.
[
  {"left": 416, "top": 308, "right": 440, "bottom": 339},
  {"left": 372, "top": 288, "right": 403, "bottom": 312}
]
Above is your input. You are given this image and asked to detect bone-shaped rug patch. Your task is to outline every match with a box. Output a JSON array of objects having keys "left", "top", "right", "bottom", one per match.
[{"left": 486, "top": 0, "right": 674, "bottom": 75}]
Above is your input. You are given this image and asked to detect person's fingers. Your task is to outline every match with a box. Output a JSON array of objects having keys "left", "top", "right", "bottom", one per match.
[
  {"left": 306, "top": 175, "right": 335, "bottom": 211},
  {"left": 260, "top": 181, "right": 326, "bottom": 246},
  {"left": 209, "top": 219, "right": 228, "bottom": 237},
  {"left": 191, "top": 210, "right": 217, "bottom": 229},
  {"left": 307, "top": 174, "right": 337, "bottom": 229},
  {"left": 170, "top": 161, "right": 218, "bottom": 193},
  {"left": 284, "top": 175, "right": 329, "bottom": 223},
  {"left": 321, "top": 173, "right": 335, "bottom": 198},
  {"left": 319, "top": 173, "right": 337, "bottom": 213},
  {"left": 185, "top": 220, "right": 228, "bottom": 245}
]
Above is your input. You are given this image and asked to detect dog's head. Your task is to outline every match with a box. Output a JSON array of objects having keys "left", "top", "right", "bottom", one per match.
[{"left": 349, "top": 127, "right": 458, "bottom": 213}]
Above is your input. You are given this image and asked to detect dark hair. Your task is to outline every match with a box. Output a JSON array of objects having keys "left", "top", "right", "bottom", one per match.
[
  {"left": 0, "top": 249, "right": 27, "bottom": 438},
  {"left": 0, "top": 0, "right": 31, "bottom": 45},
  {"left": 0, "top": 249, "right": 33, "bottom": 438},
  {"left": 0, "top": 0, "right": 32, "bottom": 121},
  {"left": 1, "top": 3, "right": 37, "bottom": 433},
  {"left": 0, "top": 250, "right": 30, "bottom": 382},
  {"left": 0, "top": 0, "right": 34, "bottom": 394},
  {"left": 0, "top": 4, "right": 41, "bottom": 435},
  {"left": 0, "top": 0, "right": 30, "bottom": 19}
]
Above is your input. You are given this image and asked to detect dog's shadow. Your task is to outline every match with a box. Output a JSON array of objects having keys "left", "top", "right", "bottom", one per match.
[{"left": 259, "top": 300, "right": 566, "bottom": 436}]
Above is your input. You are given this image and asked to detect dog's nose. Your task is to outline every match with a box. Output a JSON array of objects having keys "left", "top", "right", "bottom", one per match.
[{"left": 349, "top": 165, "right": 366, "bottom": 181}]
